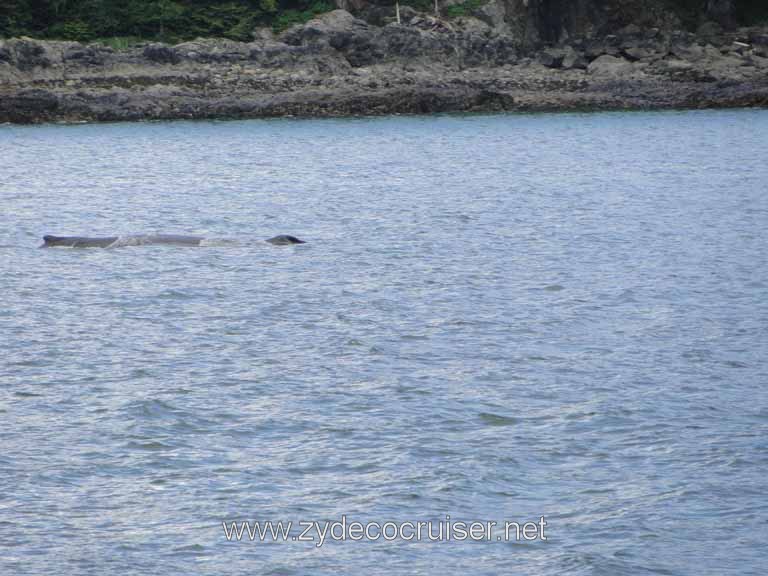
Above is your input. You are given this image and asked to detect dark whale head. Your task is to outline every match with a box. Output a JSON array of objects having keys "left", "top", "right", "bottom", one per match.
[
  {"left": 42, "top": 235, "right": 62, "bottom": 247},
  {"left": 265, "top": 235, "right": 306, "bottom": 245}
]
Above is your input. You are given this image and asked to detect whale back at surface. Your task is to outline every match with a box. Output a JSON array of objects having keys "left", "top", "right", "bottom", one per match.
[
  {"left": 265, "top": 235, "right": 306, "bottom": 245},
  {"left": 42, "top": 234, "right": 305, "bottom": 248},
  {"left": 42, "top": 235, "right": 119, "bottom": 248},
  {"left": 42, "top": 234, "right": 206, "bottom": 248}
]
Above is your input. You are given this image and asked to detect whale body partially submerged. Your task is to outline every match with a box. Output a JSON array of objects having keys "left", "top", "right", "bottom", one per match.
[{"left": 41, "top": 234, "right": 306, "bottom": 248}]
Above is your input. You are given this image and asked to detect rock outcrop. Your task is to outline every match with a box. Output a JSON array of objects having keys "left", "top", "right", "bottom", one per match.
[{"left": 1, "top": 10, "right": 767, "bottom": 124}]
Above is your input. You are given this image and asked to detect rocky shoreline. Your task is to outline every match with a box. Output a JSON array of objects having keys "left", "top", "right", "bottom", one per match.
[{"left": 1, "top": 10, "right": 767, "bottom": 124}]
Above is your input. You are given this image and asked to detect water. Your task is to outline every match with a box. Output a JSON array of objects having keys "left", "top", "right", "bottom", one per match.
[{"left": 1, "top": 110, "right": 767, "bottom": 575}]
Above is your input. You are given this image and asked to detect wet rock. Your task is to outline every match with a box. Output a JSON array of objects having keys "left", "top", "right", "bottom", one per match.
[
  {"left": 0, "top": 44, "right": 11, "bottom": 64},
  {"left": 0, "top": 88, "right": 59, "bottom": 122},
  {"left": 143, "top": 43, "right": 180, "bottom": 64},
  {"left": 538, "top": 49, "right": 564, "bottom": 69},
  {"left": 64, "top": 45, "right": 108, "bottom": 65},
  {"left": 0, "top": 38, "right": 51, "bottom": 71}
]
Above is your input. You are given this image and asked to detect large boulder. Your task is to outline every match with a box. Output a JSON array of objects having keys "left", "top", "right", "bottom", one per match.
[
  {"left": 0, "top": 88, "right": 59, "bottom": 122},
  {"left": 0, "top": 38, "right": 51, "bottom": 71},
  {"left": 671, "top": 42, "right": 706, "bottom": 62},
  {"left": 63, "top": 44, "right": 110, "bottom": 65},
  {"left": 562, "top": 45, "right": 588, "bottom": 69},
  {"left": 538, "top": 45, "right": 588, "bottom": 70},
  {"left": 587, "top": 54, "right": 634, "bottom": 77},
  {"left": 280, "top": 10, "right": 369, "bottom": 46},
  {"left": 749, "top": 32, "right": 768, "bottom": 57},
  {"left": 538, "top": 48, "right": 564, "bottom": 68},
  {"left": 473, "top": 0, "right": 508, "bottom": 34},
  {"left": 143, "top": 43, "right": 180, "bottom": 64}
]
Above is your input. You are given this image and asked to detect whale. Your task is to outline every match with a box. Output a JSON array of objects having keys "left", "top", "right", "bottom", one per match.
[{"left": 41, "top": 234, "right": 305, "bottom": 248}]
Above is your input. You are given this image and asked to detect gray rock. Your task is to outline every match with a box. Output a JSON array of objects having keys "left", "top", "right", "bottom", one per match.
[
  {"left": 617, "top": 23, "right": 642, "bottom": 38},
  {"left": 587, "top": 54, "right": 634, "bottom": 77},
  {"left": 730, "top": 41, "right": 750, "bottom": 55},
  {"left": 623, "top": 45, "right": 655, "bottom": 61},
  {"left": 63, "top": 45, "right": 109, "bottom": 65},
  {"left": 452, "top": 17, "right": 492, "bottom": 36},
  {"left": 538, "top": 49, "right": 564, "bottom": 69},
  {"left": 397, "top": 6, "right": 418, "bottom": 22},
  {"left": 173, "top": 38, "right": 251, "bottom": 62},
  {"left": 0, "top": 88, "right": 59, "bottom": 122},
  {"left": 143, "top": 43, "right": 180, "bottom": 64},
  {"left": 671, "top": 42, "right": 706, "bottom": 61},
  {"left": 750, "top": 32, "right": 768, "bottom": 46},
  {"left": 2, "top": 21, "right": 768, "bottom": 124},
  {"left": 280, "top": 10, "right": 368, "bottom": 46},
  {"left": 583, "top": 38, "right": 620, "bottom": 60},
  {"left": 474, "top": 0, "right": 508, "bottom": 33},
  {"left": 562, "top": 46, "right": 588, "bottom": 69},
  {"left": 0, "top": 43, "right": 13, "bottom": 64},
  {"left": 252, "top": 28, "right": 276, "bottom": 42},
  {"left": 0, "top": 38, "right": 51, "bottom": 71}
]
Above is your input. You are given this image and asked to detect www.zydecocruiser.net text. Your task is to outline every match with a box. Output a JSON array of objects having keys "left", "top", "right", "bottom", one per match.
[{"left": 222, "top": 515, "right": 548, "bottom": 547}]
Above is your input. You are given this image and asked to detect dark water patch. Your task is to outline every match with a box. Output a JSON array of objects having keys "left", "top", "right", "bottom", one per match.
[{"left": 478, "top": 412, "right": 519, "bottom": 427}]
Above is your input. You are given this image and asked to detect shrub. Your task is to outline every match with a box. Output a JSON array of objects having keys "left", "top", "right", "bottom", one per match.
[
  {"left": 46, "top": 20, "right": 94, "bottom": 41},
  {"left": 446, "top": 0, "right": 487, "bottom": 19}
]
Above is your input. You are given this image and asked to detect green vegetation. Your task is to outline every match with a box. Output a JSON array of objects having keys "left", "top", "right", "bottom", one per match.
[
  {"left": 272, "top": 1, "right": 335, "bottom": 32},
  {"left": 444, "top": 0, "right": 486, "bottom": 18},
  {"left": 93, "top": 36, "right": 145, "bottom": 51},
  {"left": 734, "top": 2, "right": 768, "bottom": 26},
  {"left": 665, "top": 0, "right": 768, "bottom": 28},
  {"left": 403, "top": 0, "right": 433, "bottom": 12},
  {"left": 0, "top": 0, "right": 334, "bottom": 42},
  {"left": 1, "top": 1, "right": 766, "bottom": 42}
]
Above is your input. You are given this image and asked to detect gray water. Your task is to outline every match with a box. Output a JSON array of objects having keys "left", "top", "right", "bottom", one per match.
[{"left": 1, "top": 110, "right": 767, "bottom": 575}]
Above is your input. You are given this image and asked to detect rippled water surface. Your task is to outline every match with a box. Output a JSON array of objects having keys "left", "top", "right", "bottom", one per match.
[{"left": 1, "top": 110, "right": 767, "bottom": 575}]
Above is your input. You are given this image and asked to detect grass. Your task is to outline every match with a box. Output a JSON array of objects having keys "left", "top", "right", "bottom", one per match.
[{"left": 93, "top": 36, "right": 145, "bottom": 50}]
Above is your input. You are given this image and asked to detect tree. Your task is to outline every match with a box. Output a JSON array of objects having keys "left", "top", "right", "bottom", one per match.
[{"left": 706, "top": 0, "right": 734, "bottom": 26}]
